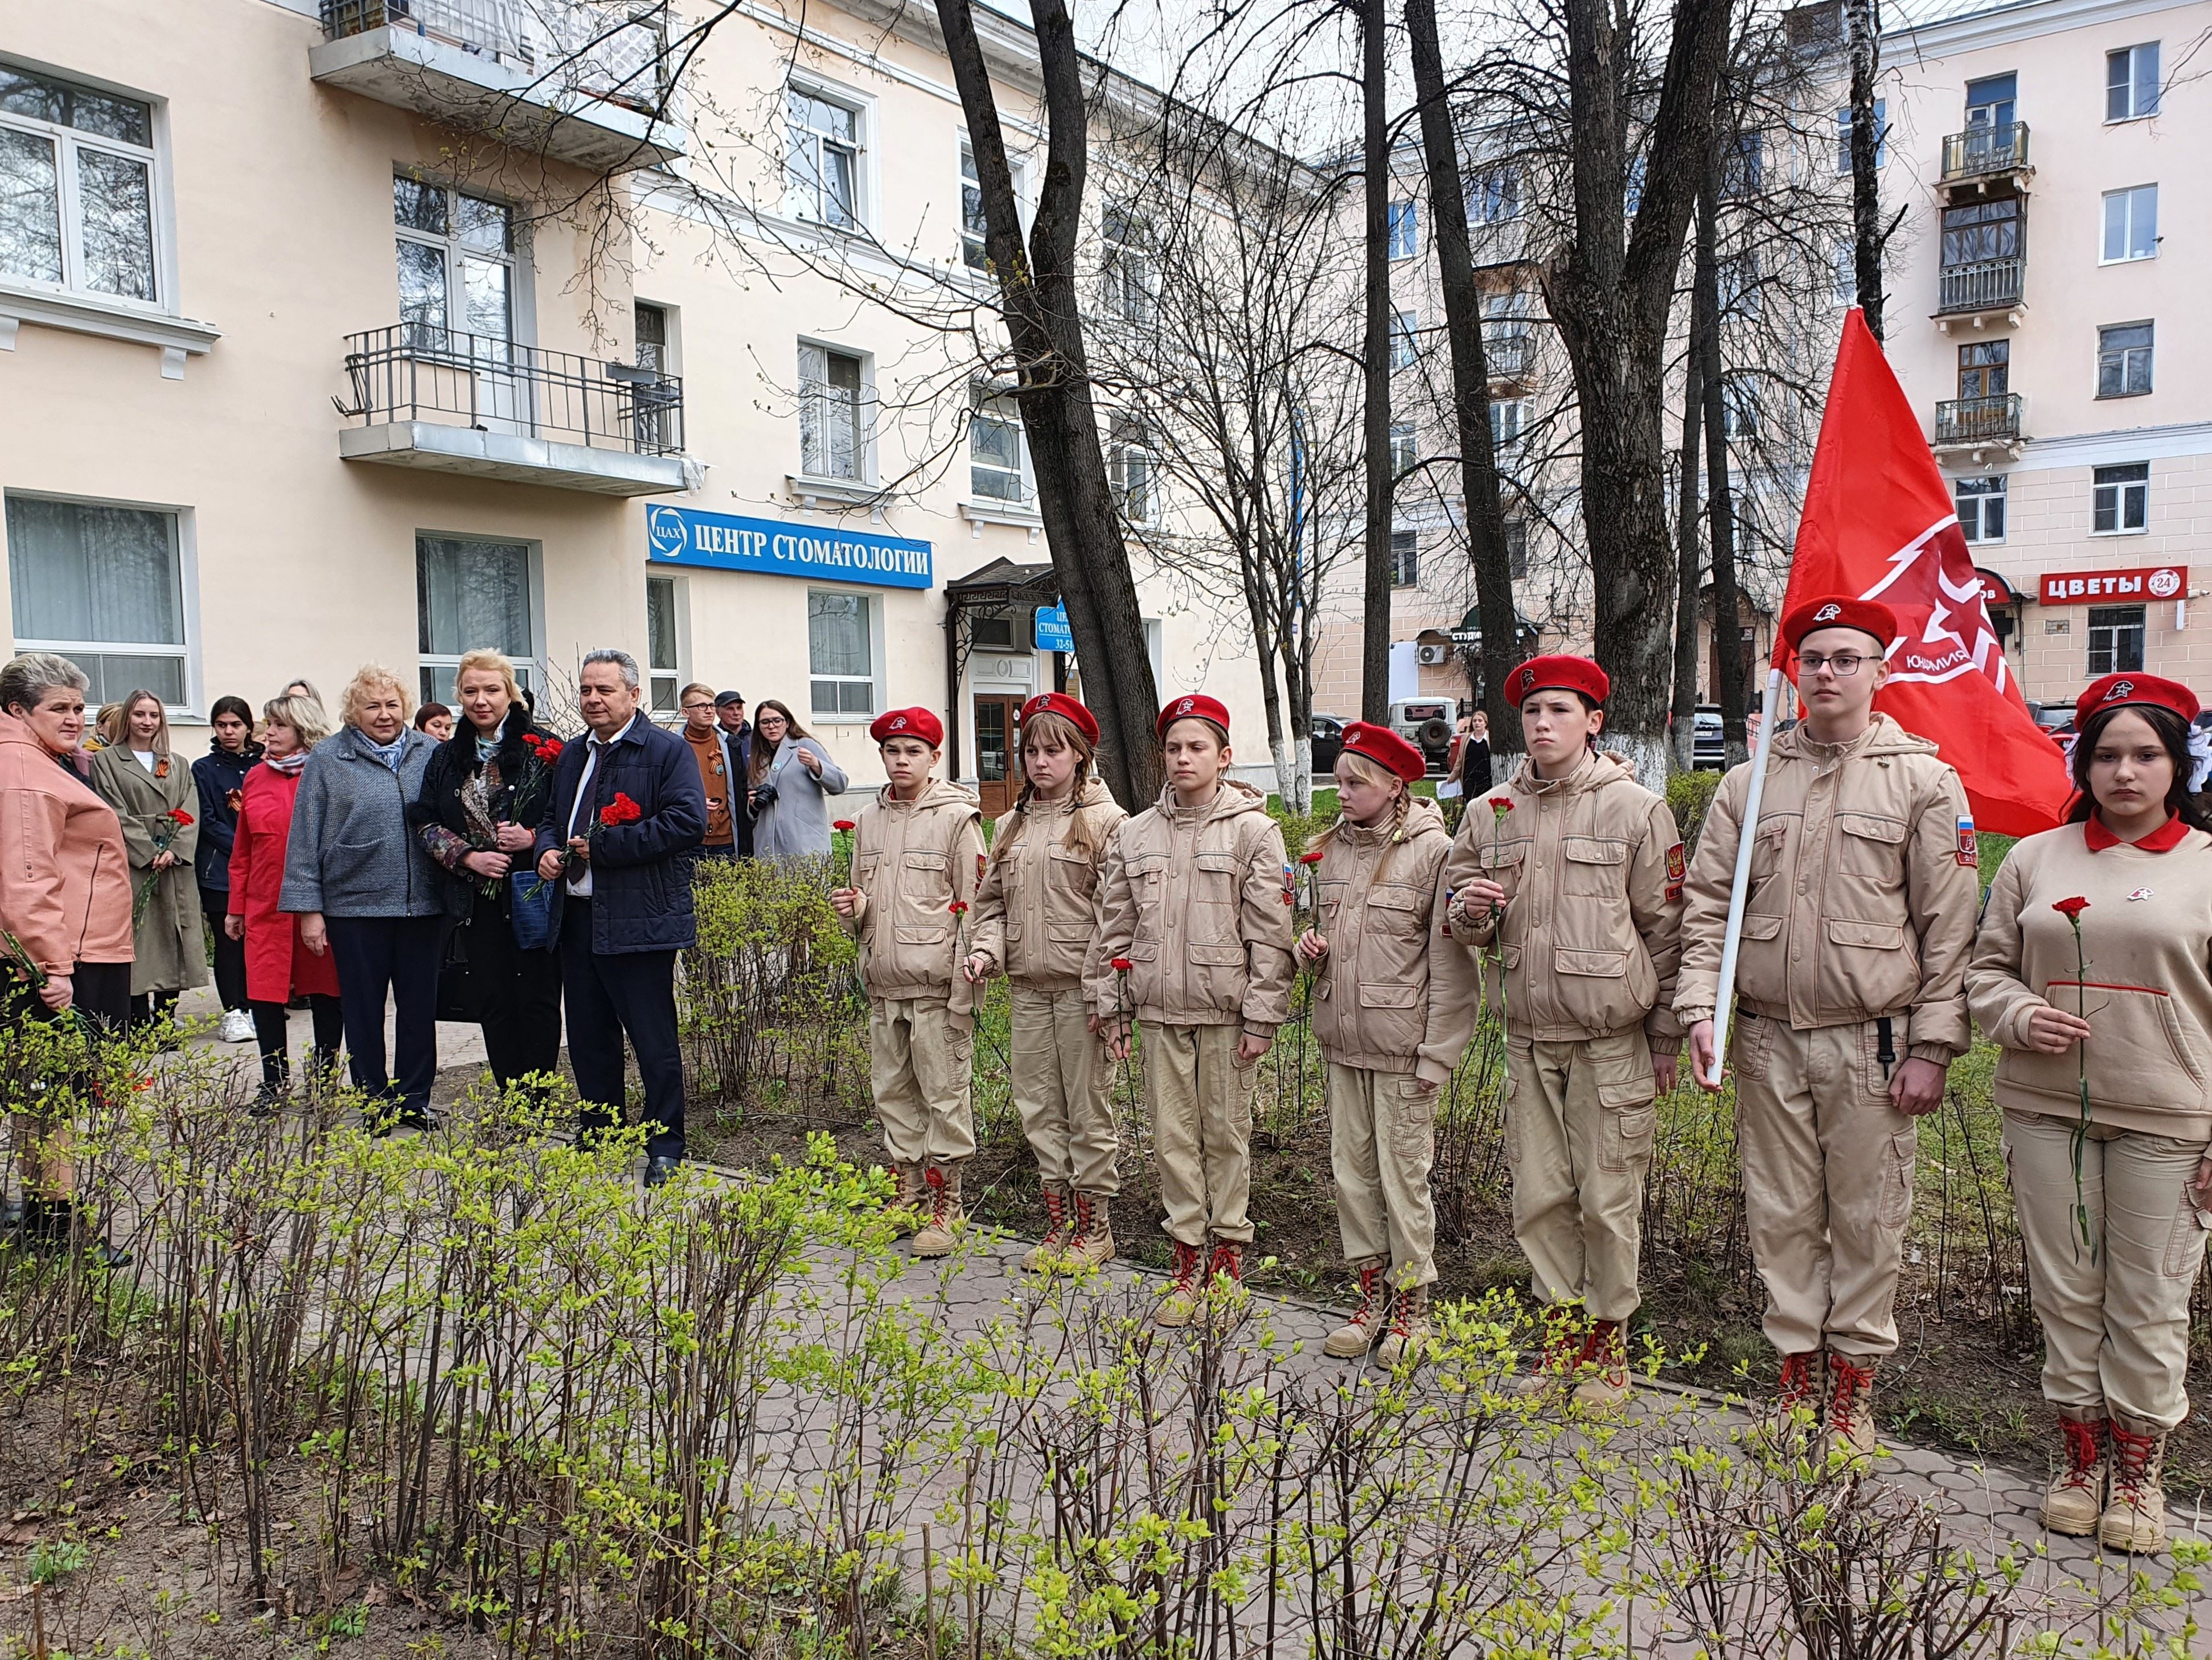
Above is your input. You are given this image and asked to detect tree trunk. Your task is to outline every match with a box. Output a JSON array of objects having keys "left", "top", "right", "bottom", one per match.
[
  {"left": 935, "top": 0, "right": 1162, "bottom": 808},
  {"left": 1406, "top": 0, "right": 1521, "bottom": 756},
  {"left": 1694, "top": 158, "right": 1749, "bottom": 765},
  {"left": 1845, "top": 0, "right": 1884, "bottom": 339},
  {"left": 1359, "top": 0, "right": 1394, "bottom": 724},
  {"left": 1670, "top": 304, "right": 1704, "bottom": 776}
]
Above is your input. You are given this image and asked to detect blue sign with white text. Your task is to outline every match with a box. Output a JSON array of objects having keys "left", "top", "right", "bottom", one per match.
[
  {"left": 1034, "top": 604, "right": 1074, "bottom": 652},
  {"left": 645, "top": 505, "right": 933, "bottom": 589}
]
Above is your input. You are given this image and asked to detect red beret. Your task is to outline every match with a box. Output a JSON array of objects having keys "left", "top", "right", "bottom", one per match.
[
  {"left": 1783, "top": 595, "right": 1898, "bottom": 652},
  {"left": 869, "top": 706, "right": 943, "bottom": 747},
  {"left": 1156, "top": 693, "right": 1230, "bottom": 741},
  {"left": 2076, "top": 672, "right": 2199, "bottom": 728},
  {"left": 1508, "top": 654, "right": 1609, "bottom": 706},
  {"left": 1019, "top": 692, "right": 1098, "bottom": 745},
  {"left": 1339, "top": 722, "right": 1426, "bottom": 783}
]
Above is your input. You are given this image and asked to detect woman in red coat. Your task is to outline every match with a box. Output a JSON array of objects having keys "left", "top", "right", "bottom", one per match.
[{"left": 225, "top": 695, "right": 343, "bottom": 1106}]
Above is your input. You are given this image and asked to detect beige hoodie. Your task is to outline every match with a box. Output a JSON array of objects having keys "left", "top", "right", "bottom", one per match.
[
  {"left": 967, "top": 778, "right": 1126, "bottom": 997},
  {"left": 1442, "top": 750, "right": 1685, "bottom": 1044},
  {"left": 844, "top": 776, "right": 987, "bottom": 1015},
  {"left": 1309, "top": 796, "right": 1480, "bottom": 1082},
  {"left": 1090, "top": 779, "right": 1295, "bottom": 1034}
]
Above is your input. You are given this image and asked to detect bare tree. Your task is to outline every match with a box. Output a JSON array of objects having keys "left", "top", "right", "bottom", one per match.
[
  {"left": 1844, "top": 0, "right": 1886, "bottom": 338},
  {"left": 1359, "top": 0, "right": 1396, "bottom": 724}
]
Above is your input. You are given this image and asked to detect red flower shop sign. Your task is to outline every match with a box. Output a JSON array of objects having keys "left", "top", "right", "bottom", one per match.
[{"left": 2038, "top": 565, "right": 2188, "bottom": 605}]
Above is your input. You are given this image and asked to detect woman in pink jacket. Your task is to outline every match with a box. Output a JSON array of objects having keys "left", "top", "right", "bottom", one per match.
[{"left": 0, "top": 653, "right": 133, "bottom": 1263}]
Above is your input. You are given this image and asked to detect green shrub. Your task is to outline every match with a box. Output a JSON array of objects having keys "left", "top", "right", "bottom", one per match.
[{"left": 1668, "top": 767, "right": 1724, "bottom": 853}]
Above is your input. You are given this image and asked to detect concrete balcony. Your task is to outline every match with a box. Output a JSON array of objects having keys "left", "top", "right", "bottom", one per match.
[
  {"left": 311, "top": 0, "right": 684, "bottom": 171},
  {"left": 337, "top": 324, "right": 687, "bottom": 495},
  {"left": 1939, "top": 122, "right": 2032, "bottom": 198},
  {"left": 1935, "top": 256, "right": 2025, "bottom": 331},
  {"left": 1932, "top": 392, "right": 2024, "bottom": 464}
]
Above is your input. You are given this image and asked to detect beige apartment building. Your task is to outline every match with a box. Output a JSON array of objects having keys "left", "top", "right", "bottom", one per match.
[
  {"left": 0, "top": 0, "right": 1270, "bottom": 809},
  {"left": 1883, "top": 0, "right": 2210, "bottom": 711}
]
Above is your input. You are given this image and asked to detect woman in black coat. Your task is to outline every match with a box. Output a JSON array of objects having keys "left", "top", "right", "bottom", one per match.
[
  {"left": 409, "top": 651, "right": 564, "bottom": 1093},
  {"left": 191, "top": 694, "right": 262, "bottom": 1041}
]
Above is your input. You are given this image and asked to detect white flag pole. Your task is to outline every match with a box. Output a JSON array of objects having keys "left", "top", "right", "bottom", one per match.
[{"left": 1703, "top": 665, "right": 1786, "bottom": 1089}]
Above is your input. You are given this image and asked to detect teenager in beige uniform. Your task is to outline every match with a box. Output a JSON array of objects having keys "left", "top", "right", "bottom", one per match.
[
  {"left": 1679, "top": 596, "right": 1977, "bottom": 1460},
  {"left": 965, "top": 693, "right": 1127, "bottom": 1273},
  {"left": 1443, "top": 655, "right": 1684, "bottom": 1405},
  {"left": 831, "top": 707, "right": 987, "bottom": 1259},
  {"left": 1094, "top": 695, "right": 1294, "bottom": 1325},
  {"left": 1968, "top": 672, "right": 2212, "bottom": 1554},
  {"left": 1296, "top": 723, "right": 1475, "bottom": 1366}
]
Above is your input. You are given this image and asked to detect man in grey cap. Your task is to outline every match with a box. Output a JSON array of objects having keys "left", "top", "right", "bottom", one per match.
[{"left": 713, "top": 692, "right": 753, "bottom": 857}]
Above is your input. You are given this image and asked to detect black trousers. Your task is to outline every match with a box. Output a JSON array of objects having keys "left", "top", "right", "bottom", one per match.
[
  {"left": 454, "top": 888, "right": 564, "bottom": 1089},
  {"left": 558, "top": 898, "right": 684, "bottom": 1160},
  {"left": 325, "top": 915, "right": 442, "bottom": 1114},
  {"left": 251, "top": 996, "right": 344, "bottom": 1091},
  {"left": 200, "top": 885, "right": 248, "bottom": 1013},
  {"left": 7, "top": 961, "right": 130, "bottom": 1198}
]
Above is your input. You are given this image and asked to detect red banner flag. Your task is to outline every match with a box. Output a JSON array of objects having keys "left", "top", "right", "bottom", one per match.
[{"left": 1776, "top": 309, "right": 2070, "bottom": 835}]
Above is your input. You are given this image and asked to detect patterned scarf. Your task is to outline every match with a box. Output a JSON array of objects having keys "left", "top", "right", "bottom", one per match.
[
  {"left": 359, "top": 729, "right": 408, "bottom": 771},
  {"left": 266, "top": 749, "right": 309, "bottom": 776}
]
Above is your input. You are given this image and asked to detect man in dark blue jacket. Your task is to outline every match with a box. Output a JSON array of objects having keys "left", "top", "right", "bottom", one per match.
[{"left": 534, "top": 648, "right": 705, "bottom": 1183}]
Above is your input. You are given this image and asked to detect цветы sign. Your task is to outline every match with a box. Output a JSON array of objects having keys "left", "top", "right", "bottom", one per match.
[
  {"left": 2037, "top": 565, "right": 2187, "bottom": 605},
  {"left": 645, "top": 505, "right": 933, "bottom": 589}
]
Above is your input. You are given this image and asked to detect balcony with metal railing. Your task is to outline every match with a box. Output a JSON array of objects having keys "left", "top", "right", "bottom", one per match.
[
  {"left": 1940, "top": 122, "right": 2031, "bottom": 189},
  {"left": 311, "top": 0, "right": 684, "bottom": 170},
  {"left": 1932, "top": 392, "right": 2024, "bottom": 461},
  {"left": 336, "top": 323, "right": 688, "bottom": 495},
  {"left": 1936, "top": 255, "right": 2025, "bottom": 321}
]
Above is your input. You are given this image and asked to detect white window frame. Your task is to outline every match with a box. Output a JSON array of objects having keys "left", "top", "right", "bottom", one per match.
[
  {"left": 1388, "top": 420, "right": 1418, "bottom": 477},
  {"left": 0, "top": 60, "right": 170, "bottom": 315},
  {"left": 797, "top": 338, "right": 872, "bottom": 485},
  {"left": 2106, "top": 43, "right": 2160, "bottom": 123},
  {"left": 1100, "top": 198, "right": 1156, "bottom": 325},
  {"left": 2096, "top": 320, "right": 2153, "bottom": 399},
  {"left": 1469, "top": 167, "right": 1519, "bottom": 225},
  {"left": 646, "top": 571, "right": 687, "bottom": 716},
  {"left": 968, "top": 387, "right": 1032, "bottom": 506},
  {"left": 1386, "top": 199, "right": 1417, "bottom": 260},
  {"left": 958, "top": 134, "right": 1028, "bottom": 272},
  {"left": 1489, "top": 397, "right": 1528, "bottom": 454},
  {"left": 393, "top": 173, "right": 524, "bottom": 368},
  {"left": 2090, "top": 462, "right": 2149, "bottom": 536},
  {"left": 1954, "top": 475, "right": 2006, "bottom": 544},
  {"left": 2099, "top": 185, "right": 2157, "bottom": 264},
  {"left": 4, "top": 488, "right": 198, "bottom": 714},
  {"left": 784, "top": 77, "right": 871, "bottom": 232},
  {"left": 1110, "top": 420, "right": 1159, "bottom": 526},
  {"left": 1389, "top": 308, "right": 1418, "bottom": 371},
  {"left": 1388, "top": 527, "right": 1419, "bottom": 588},
  {"left": 806, "top": 588, "right": 883, "bottom": 723},
  {"left": 415, "top": 532, "right": 543, "bottom": 707},
  {"left": 2087, "top": 604, "right": 2147, "bottom": 675},
  {"left": 1721, "top": 379, "right": 1758, "bottom": 439},
  {"left": 1833, "top": 100, "right": 1887, "bottom": 173}
]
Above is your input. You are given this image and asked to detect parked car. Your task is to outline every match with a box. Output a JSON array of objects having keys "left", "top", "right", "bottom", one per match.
[
  {"left": 1308, "top": 714, "right": 1347, "bottom": 776},
  {"left": 1693, "top": 704, "right": 1725, "bottom": 771},
  {"left": 1389, "top": 699, "right": 1456, "bottom": 772}
]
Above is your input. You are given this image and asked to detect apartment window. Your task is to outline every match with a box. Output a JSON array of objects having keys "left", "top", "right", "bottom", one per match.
[
  {"left": 1389, "top": 529, "right": 1419, "bottom": 588},
  {"left": 808, "top": 589, "right": 877, "bottom": 719},
  {"left": 1469, "top": 167, "right": 1518, "bottom": 224},
  {"left": 1722, "top": 132, "right": 1764, "bottom": 198},
  {"left": 1389, "top": 308, "right": 1418, "bottom": 371},
  {"left": 1109, "top": 418, "right": 1156, "bottom": 524},
  {"left": 1721, "top": 380, "right": 1758, "bottom": 438},
  {"left": 1954, "top": 475, "right": 2006, "bottom": 543},
  {"left": 1832, "top": 101, "right": 1887, "bottom": 171},
  {"left": 969, "top": 390, "right": 1029, "bottom": 503},
  {"left": 1940, "top": 196, "right": 2021, "bottom": 265},
  {"left": 1484, "top": 290, "right": 1533, "bottom": 373},
  {"left": 798, "top": 343, "right": 866, "bottom": 481},
  {"left": 1718, "top": 251, "right": 1761, "bottom": 319},
  {"left": 1389, "top": 421, "right": 1418, "bottom": 477},
  {"left": 2100, "top": 186, "right": 2157, "bottom": 263},
  {"left": 395, "top": 175, "right": 513, "bottom": 350},
  {"left": 959, "top": 138, "right": 987, "bottom": 269},
  {"left": 646, "top": 575, "right": 681, "bottom": 715},
  {"left": 970, "top": 607, "right": 1019, "bottom": 650},
  {"left": 5, "top": 494, "right": 186, "bottom": 706},
  {"left": 2087, "top": 605, "right": 2145, "bottom": 675},
  {"left": 1100, "top": 199, "right": 1156, "bottom": 325},
  {"left": 633, "top": 301, "right": 679, "bottom": 450},
  {"left": 2097, "top": 322, "right": 2153, "bottom": 399},
  {"left": 0, "top": 63, "right": 159, "bottom": 304},
  {"left": 1957, "top": 339, "right": 2008, "bottom": 399},
  {"left": 786, "top": 85, "right": 861, "bottom": 228},
  {"left": 2091, "top": 462, "right": 2149, "bottom": 535},
  {"left": 416, "top": 535, "right": 537, "bottom": 707},
  {"left": 1489, "top": 398, "right": 1526, "bottom": 452},
  {"left": 1505, "top": 518, "right": 1529, "bottom": 580},
  {"left": 1964, "top": 74, "right": 2015, "bottom": 129},
  {"left": 1833, "top": 240, "right": 1857, "bottom": 306},
  {"left": 1387, "top": 199, "right": 1417, "bottom": 260},
  {"left": 2106, "top": 43, "right": 2159, "bottom": 122}
]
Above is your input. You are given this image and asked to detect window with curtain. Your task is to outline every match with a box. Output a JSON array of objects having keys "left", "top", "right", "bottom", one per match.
[
  {"left": 6, "top": 494, "right": 187, "bottom": 705},
  {"left": 394, "top": 176, "right": 513, "bottom": 355},
  {"left": 416, "top": 535, "right": 536, "bottom": 706},
  {"left": 647, "top": 575, "right": 680, "bottom": 714},
  {"left": 0, "top": 63, "right": 159, "bottom": 305},
  {"left": 798, "top": 343, "right": 866, "bottom": 480},
  {"left": 808, "top": 589, "right": 876, "bottom": 717},
  {"left": 970, "top": 391, "right": 1029, "bottom": 502},
  {"left": 2097, "top": 322, "right": 2153, "bottom": 398}
]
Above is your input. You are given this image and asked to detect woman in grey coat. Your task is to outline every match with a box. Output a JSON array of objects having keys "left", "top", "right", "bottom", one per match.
[
  {"left": 744, "top": 699, "right": 849, "bottom": 860},
  {"left": 279, "top": 665, "right": 444, "bottom": 1130}
]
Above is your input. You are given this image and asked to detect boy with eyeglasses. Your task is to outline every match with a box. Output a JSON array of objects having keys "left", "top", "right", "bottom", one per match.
[{"left": 1675, "top": 596, "right": 1977, "bottom": 1463}]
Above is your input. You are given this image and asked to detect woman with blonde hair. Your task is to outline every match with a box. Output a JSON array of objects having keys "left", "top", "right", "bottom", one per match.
[
  {"left": 227, "top": 695, "right": 344, "bottom": 1105},
  {"left": 279, "top": 665, "right": 444, "bottom": 1132},
  {"left": 89, "top": 690, "right": 206, "bottom": 1029},
  {"left": 965, "top": 695, "right": 1128, "bottom": 1269}
]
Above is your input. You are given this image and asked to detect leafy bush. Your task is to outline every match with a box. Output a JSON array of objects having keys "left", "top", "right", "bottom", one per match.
[{"left": 1668, "top": 768, "right": 1723, "bottom": 854}]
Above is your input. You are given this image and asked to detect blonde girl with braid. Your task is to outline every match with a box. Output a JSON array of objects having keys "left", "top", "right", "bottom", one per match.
[
  {"left": 1295, "top": 724, "right": 1476, "bottom": 1366},
  {"left": 965, "top": 694, "right": 1128, "bottom": 1270}
]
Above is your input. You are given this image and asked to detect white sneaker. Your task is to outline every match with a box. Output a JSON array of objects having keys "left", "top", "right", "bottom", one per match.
[{"left": 219, "top": 1010, "right": 255, "bottom": 1044}]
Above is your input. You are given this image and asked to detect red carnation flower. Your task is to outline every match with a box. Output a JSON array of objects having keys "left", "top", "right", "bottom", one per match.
[
  {"left": 599, "top": 792, "right": 643, "bottom": 827},
  {"left": 1492, "top": 798, "right": 1515, "bottom": 814},
  {"left": 833, "top": 819, "right": 856, "bottom": 833},
  {"left": 1297, "top": 850, "right": 1324, "bottom": 866},
  {"left": 2051, "top": 896, "right": 2090, "bottom": 920},
  {"left": 167, "top": 808, "right": 194, "bottom": 826},
  {"left": 948, "top": 901, "right": 969, "bottom": 916},
  {"left": 1110, "top": 956, "right": 1134, "bottom": 973}
]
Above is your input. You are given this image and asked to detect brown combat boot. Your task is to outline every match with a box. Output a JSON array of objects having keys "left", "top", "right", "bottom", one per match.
[
  {"left": 1155, "top": 1239, "right": 1204, "bottom": 1327},
  {"left": 889, "top": 1164, "right": 927, "bottom": 1236},
  {"left": 1023, "top": 1186, "right": 1070, "bottom": 1273},
  {"left": 1205, "top": 1239, "right": 1245, "bottom": 1300},
  {"left": 1571, "top": 1318, "right": 1632, "bottom": 1408},
  {"left": 1375, "top": 1282, "right": 1429, "bottom": 1369},
  {"left": 1775, "top": 1350, "right": 1823, "bottom": 1420},
  {"left": 2100, "top": 1417, "right": 2170, "bottom": 1554},
  {"left": 1324, "top": 1264, "right": 1388, "bottom": 1359},
  {"left": 1821, "top": 1352, "right": 1880, "bottom": 1464},
  {"left": 912, "top": 1163, "right": 964, "bottom": 1259},
  {"left": 2041, "top": 1408, "right": 2107, "bottom": 1538},
  {"left": 1064, "top": 1192, "right": 1116, "bottom": 1270}
]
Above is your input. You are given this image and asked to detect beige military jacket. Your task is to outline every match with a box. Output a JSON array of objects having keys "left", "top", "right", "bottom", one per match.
[
  {"left": 845, "top": 777, "right": 987, "bottom": 1015},
  {"left": 1309, "top": 797, "right": 1481, "bottom": 1083},
  {"left": 1442, "top": 750, "right": 1685, "bottom": 1044},
  {"left": 967, "top": 778, "right": 1127, "bottom": 997},
  {"left": 1674, "top": 713, "right": 1977, "bottom": 1060},
  {"left": 1090, "top": 780, "right": 1295, "bottom": 1035}
]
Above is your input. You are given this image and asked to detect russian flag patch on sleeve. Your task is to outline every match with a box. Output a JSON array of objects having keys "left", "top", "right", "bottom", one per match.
[{"left": 1956, "top": 816, "right": 1977, "bottom": 867}]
